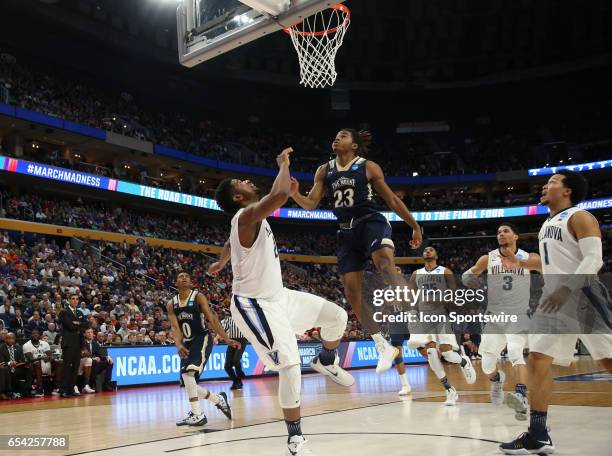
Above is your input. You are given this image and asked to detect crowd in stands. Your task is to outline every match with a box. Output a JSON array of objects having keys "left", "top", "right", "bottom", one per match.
[{"left": 2, "top": 58, "right": 610, "bottom": 179}]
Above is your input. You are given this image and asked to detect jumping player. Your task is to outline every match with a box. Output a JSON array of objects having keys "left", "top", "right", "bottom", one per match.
[
  {"left": 215, "top": 147, "right": 354, "bottom": 456},
  {"left": 291, "top": 129, "right": 422, "bottom": 374},
  {"left": 462, "top": 224, "right": 540, "bottom": 421},
  {"left": 409, "top": 246, "right": 476, "bottom": 406},
  {"left": 168, "top": 272, "right": 236, "bottom": 427},
  {"left": 500, "top": 170, "right": 612, "bottom": 454}
]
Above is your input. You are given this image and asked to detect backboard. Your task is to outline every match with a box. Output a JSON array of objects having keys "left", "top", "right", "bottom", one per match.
[{"left": 177, "top": 0, "right": 345, "bottom": 68}]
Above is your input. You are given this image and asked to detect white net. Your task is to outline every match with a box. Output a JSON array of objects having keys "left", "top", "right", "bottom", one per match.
[{"left": 285, "top": 4, "right": 350, "bottom": 89}]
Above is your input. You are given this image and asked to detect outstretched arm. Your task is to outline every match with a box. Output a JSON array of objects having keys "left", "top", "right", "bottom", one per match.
[
  {"left": 461, "top": 255, "right": 489, "bottom": 288},
  {"left": 239, "top": 148, "right": 293, "bottom": 226},
  {"left": 208, "top": 239, "right": 230, "bottom": 275},
  {"left": 166, "top": 300, "right": 188, "bottom": 358},
  {"left": 197, "top": 293, "right": 241, "bottom": 349},
  {"left": 366, "top": 161, "right": 422, "bottom": 249},
  {"left": 290, "top": 164, "right": 327, "bottom": 210}
]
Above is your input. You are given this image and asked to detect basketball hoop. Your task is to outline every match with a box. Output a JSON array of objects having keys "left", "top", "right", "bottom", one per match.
[{"left": 283, "top": 3, "right": 350, "bottom": 89}]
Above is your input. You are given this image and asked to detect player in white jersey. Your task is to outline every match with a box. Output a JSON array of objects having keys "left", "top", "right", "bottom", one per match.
[
  {"left": 408, "top": 246, "right": 476, "bottom": 406},
  {"left": 500, "top": 170, "right": 612, "bottom": 455},
  {"left": 214, "top": 148, "right": 354, "bottom": 456},
  {"left": 462, "top": 223, "right": 540, "bottom": 421}
]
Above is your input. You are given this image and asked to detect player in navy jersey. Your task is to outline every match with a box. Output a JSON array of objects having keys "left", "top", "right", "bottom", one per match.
[
  {"left": 291, "top": 129, "right": 423, "bottom": 374},
  {"left": 168, "top": 271, "right": 240, "bottom": 427}
]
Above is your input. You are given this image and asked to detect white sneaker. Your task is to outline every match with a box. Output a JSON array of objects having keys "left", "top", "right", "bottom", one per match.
[
  {"left": 505, "top": 391, "right": 529, "bottom": 421},
  {"left": 286, "top": 435, "right": 312, "bottom": 455},
  {"left": 73, "top": 386, "right": 80, "bottom": 395},
  {"left": 51, "top": 389, "right": 60, "bottom": 396},
  {"left": 459, "top": 347, "right": 477, "bottom": 384},
  {"left": 82, "top": 385, "right": 95, "bottom": 394},
  {"left": 185, "top": 413, "right": 208, "bottom": 426},
  {"left": 176, "top": 411, "right": 193, "bottom": 426},
  {"left": 310, "top": 355, "right": 355, "bottom": 387},
  {"left": 398, "top": 385, "right": 412, "bottom": 396},
  {"left": 490, "top": 370, "right": 505, "bottom": 405},
  {"left": 374, "top": 339, "right": 399, "bottom": 374},
  {"left": 445, "top": 386, "right": 458, "bottom": 406}
]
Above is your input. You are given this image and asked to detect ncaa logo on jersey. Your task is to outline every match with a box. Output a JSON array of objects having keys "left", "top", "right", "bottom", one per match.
[
  {"left": 351, "top": 164, "right": 359, "bottom": 171},
  {"left": 558, "top": 211, "right": 570, "bottom": 220},
  {"left": 268, "top": 350, "right": 281, "bottom": 366}
]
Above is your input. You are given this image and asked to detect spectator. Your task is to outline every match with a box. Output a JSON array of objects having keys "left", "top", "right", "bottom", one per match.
[
  {"left": 43, "top": 322, "right": 59, "bottom": 344},
  {"left": 25, "top": 310, "right": 46, "bottom": 338}
]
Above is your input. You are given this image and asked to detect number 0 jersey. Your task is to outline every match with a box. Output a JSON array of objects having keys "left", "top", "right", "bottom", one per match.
[
  {"left": 486, "top": 248, "right": 531, "bottom": 314},
  {"left": 324, "top": 156, "right": 381, "bottom": 223},
  {"left": 230, "top": 208, "right": 284, "bottom": 299},
  {"left": 172, "top": 289, "right": 208, "bottom": 342}
]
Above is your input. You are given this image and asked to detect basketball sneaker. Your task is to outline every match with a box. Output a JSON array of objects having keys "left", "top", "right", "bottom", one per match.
[
  {"left": 215, "top": 392, "right": 232, "bottom": 420},
  {"left": 490, "top": 370, "right": 505, "bottom": 405},
  {"left": 459, "top": 347, "right": 477, "bottom": 384},
  {"left": 185, "top": 413, "right": 208, "bottom": 426},
  {"left": 82, "top": 385, "right": 95, "bottom": 394},
  {"left": 286, "top": 435, "right": 312, "bottom": 455},
  {"left": 73, "top": 386, "right": 81, "bottom": 396},
  {"left": 398, "top": 385, "right": 412, "bottom": 396},
  {"left": 176, "top": 411, "right": 193, "bottom": 426},
  {"left": 310, "top": 355, "right": 355, "bottom": 387},
  {"left": 445, "top": 386, "right": 458, "bottom": 406},
  {"left": 506, "top": 391, "right": 529, "bottom": 421},
  {"left": 374, "top": 339, "right": 399, "bottom": 374},
  {"left": 499, "top": 431, "right": 555, "bottom": 454}
]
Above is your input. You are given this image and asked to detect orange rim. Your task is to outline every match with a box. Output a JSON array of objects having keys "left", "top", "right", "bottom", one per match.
[{"left": 283, "top": 3, "right": 350, "bottom": 37}]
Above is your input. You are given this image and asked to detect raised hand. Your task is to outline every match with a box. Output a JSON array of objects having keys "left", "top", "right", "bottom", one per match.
[{"left": 276, "top": 147, "right": 293, "bottom": 168}]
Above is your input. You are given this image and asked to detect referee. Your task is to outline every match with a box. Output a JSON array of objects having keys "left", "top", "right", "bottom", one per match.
[{"left": 222, "top": 312, "right": 248, "bottom": 390}]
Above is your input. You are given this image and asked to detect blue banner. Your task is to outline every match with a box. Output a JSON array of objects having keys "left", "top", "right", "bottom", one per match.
[
  {"left": 107, "top": 341, "right": 426, "bottom": 387},
  {"left": 1, "top": 155, "right": 610, "bottom": 223},
  {"left": 528, "top": 159, "right": 612, "bottom": 176}
]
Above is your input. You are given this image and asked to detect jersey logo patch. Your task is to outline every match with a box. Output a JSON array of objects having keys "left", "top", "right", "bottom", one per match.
[
  {"left": 268, "top": 350, "right": 281, "bottom": 366},
  {"left": 351, "top": 164, "right": 359, "bottom": 171}
]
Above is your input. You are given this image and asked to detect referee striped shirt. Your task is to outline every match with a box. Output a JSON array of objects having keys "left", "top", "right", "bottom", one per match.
[{"left": 222, "top": 316, "right": 244, "bottom": 339}]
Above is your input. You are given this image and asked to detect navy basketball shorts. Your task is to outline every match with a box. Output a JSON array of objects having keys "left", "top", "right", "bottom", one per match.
[
  {"left": 336, "top": 213, "right": 394, "bottom": 274},
  {"left": 180, "top": 333, "right": 213, "bottom": 381},
  {"left": 389, "top": 322, "right": 410, "bottom": 347}
]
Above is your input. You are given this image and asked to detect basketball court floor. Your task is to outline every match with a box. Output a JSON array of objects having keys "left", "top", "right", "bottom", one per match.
[{"left": 0, "top": 357, "right": 610, "bottom": 455}]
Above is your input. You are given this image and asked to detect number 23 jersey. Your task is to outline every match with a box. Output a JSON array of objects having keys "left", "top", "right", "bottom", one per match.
[{"left": 324, "top": 156, "right": 381, "bottom": 224}]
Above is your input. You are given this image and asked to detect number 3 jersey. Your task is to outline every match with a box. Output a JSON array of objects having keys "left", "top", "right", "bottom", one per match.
[
  {"left": 172, "top": 289, "right": 208, "bottom": 342},
  {"left": 486, "top": 248, "right": 531, "bottom": 314},
  {"left": 324, "top": 156, "right": 381, "bottom": 223},
  {"left": 230, "top": 208, "right": 284, "bottom": 299}
]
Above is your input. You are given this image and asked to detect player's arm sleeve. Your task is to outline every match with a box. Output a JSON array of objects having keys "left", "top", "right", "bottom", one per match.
[{"left": 565, "top": 237, "right": 603, "bottom": 291}]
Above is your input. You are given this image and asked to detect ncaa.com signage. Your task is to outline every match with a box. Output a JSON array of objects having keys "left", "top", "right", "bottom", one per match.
[{"left": 107, "top": 341, "right": 426, "bottom": 386}]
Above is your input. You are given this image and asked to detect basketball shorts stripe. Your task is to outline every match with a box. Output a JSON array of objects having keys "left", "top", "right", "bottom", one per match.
[{"left": 233, "top": 296, "right": 274, "bottom": 350}]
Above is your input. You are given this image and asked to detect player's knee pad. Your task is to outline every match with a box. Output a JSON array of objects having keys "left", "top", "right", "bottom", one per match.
[
  {"left": 426, "top": 347, "right": 446, "bottom": 380},
  {"left": 181, "top": 371, "right": 198, "bottom": 398},
  {"left": 441, "top": 350, "right": 462, "bottom": 364},
  {"left": 278, "top": 364, "right": 301, "bottom": 409},
  {"left": 319, "top": 303, "right": 348, "bottom": 342},
  {"left": 507, "top": 342, "right": 526, "bottom": 366},
  {"left": 480, "top": 352, "right": 498, "bottom": 375}
]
